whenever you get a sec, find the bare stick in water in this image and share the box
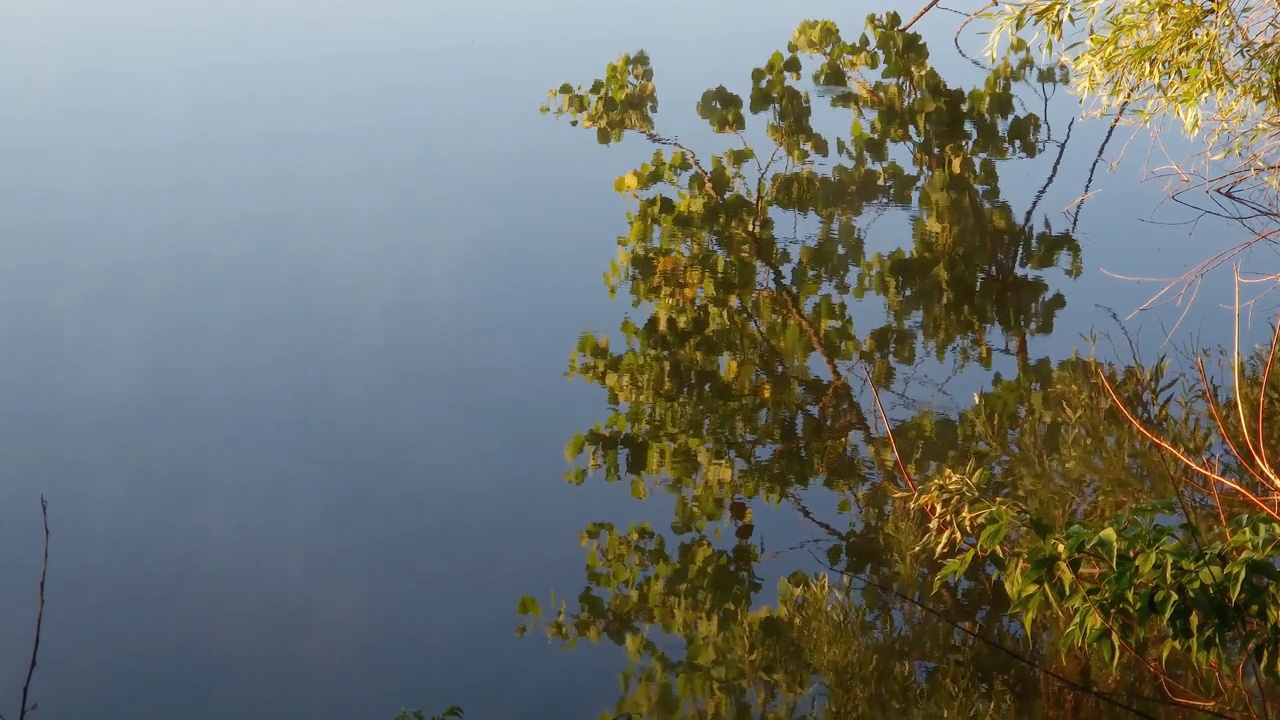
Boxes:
[18,496,48,720]
[901,0,944,31]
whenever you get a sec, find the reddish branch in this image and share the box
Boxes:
[901,0,945,32]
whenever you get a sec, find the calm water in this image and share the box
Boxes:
[0,1,1266,718]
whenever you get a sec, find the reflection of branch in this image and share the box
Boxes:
[17,496,49,720]
[787,490,850,542]
[742,205,912,494]
[954,2,997,70]
[1024,118,1074,228]
[640,131,719,199]
[764,537,831,559]
[744,184,872,437]
[1069,103,1128,233]
[751,235,843,385]
[639,130,864,432]
[740,300,818,397]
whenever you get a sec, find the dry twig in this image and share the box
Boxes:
[5,497,49,720]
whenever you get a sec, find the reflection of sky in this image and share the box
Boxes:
[0,0,1266,717]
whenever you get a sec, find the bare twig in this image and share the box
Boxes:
[901,0,945,32]
[18,496,49,720]
[1100,365,1280,522]
[863,366,917,494]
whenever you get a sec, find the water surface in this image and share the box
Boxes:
[0,1,1260,718]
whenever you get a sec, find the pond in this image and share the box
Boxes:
[0,1,1272,718]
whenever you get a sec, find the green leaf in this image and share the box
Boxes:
[566,433,587,461]
[935,552,975,591]
[517,595,542,618]
[977,521,1008,552]
[1135,550,1156,575]
[827,543,843,566]
[1095,527,1117,546]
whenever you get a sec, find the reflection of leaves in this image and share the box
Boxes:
[542,52,657,144]
[906,350,1280,714]
[516,595,541,618]
[696,86,746,133]
[898,355,1212,531]
[522,12,1158,717]
[549,9,1082,516]
[394,707,463,720]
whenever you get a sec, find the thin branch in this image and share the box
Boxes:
[863,366,917,494]
[1256,317,1280,477]
[1024,117,1074,228]
[18,496,49,720]
[1100,367,1280,522]
[901,0,945,32]
[1070,102,1129,233]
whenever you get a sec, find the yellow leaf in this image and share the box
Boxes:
[657,255,681,273]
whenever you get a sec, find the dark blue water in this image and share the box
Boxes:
[0,1,1262,718]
